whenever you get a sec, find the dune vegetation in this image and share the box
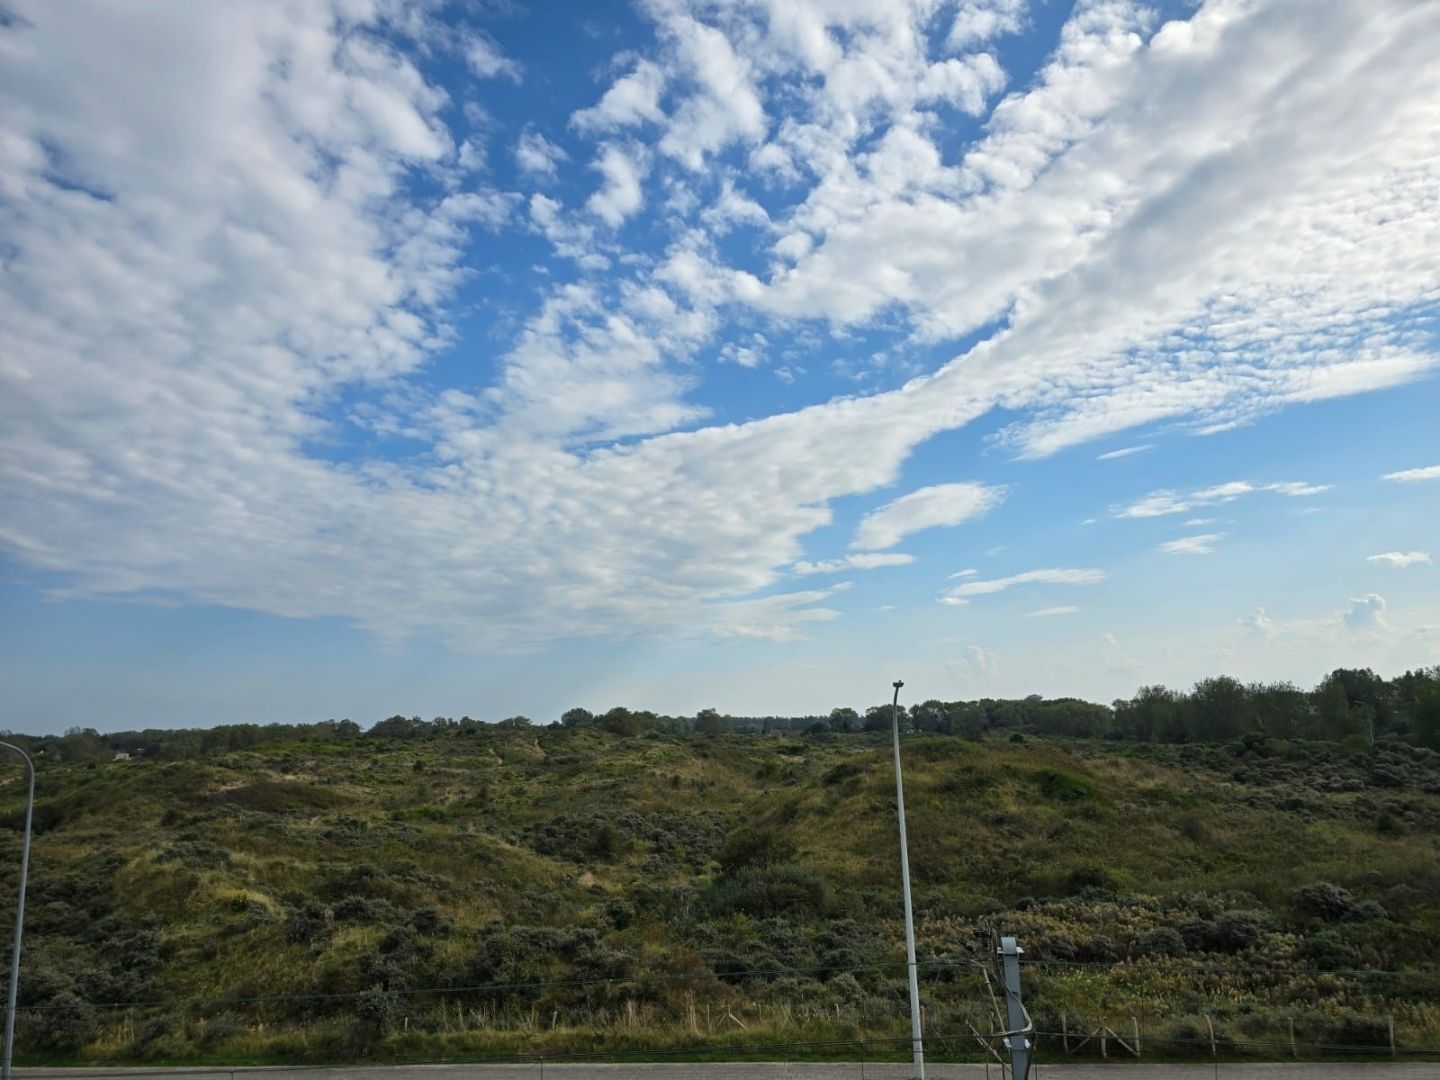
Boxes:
[3,685,1440,1064]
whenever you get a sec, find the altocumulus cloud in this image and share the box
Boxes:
[1383,465,1440,483]
[3,0,1440,650]
[1367,551,1432,568]
[851,483,1005,551]
[940,568,1105,606]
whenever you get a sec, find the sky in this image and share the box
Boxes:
[1,0,1438,734]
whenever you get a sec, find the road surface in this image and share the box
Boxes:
[16,1064,1437,1080]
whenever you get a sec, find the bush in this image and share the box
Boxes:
[1063,865,1120,895]
[1135,926,1185,957]
[715,826,796,874]
[1181,910,1270,953]
[708,863,829,919]
[600,898,636,929]
[1326,1012,1390,1047]
[1293,882,1386,923]
[1294,882,1357,921]
[409,907,451,934]
[24,990,97,1052]
[1299,929,1351,970]
[332,894,399,924]
[283,902,331,944]
[354,984,401,1033]
[1213,909,1270,952]
[1037,767,1096,801]
[196,1015,243,1050]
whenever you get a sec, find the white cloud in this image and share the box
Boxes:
[940,567,1104,604]
[851,482,1004,550]
[5,0,1440,660]
[1116,478,1327,518]
[1367,551,1432,568]
[1159,533,1223,555]
[1383,465,1440,482]
[463,34,524,83]
[655,16,768,170]
[1096,444,1153,460]
[1239,607,1275,638]
[572,59,667,134]
[586,143,650,226]
[515,130,568,179]
[793,552,914,575]
[948,643,999,683]
[1026,605,1079,617]
[948,1,1029,48]
[1342,593,1390,635]
[1264,481,1331,497]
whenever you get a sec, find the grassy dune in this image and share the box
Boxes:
[2,726,1438,1062]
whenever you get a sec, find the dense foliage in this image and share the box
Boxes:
[13,666,1437,766]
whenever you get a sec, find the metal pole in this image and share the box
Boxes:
[0,742,34,1080]
[999,937,1031,1080]
[890,680,925,1079]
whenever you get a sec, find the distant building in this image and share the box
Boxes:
[113,751,131,761]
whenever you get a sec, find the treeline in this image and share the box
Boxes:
[7,665,1438,763]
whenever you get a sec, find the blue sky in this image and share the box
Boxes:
[1,0,1437,733]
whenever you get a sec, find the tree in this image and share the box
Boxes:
[1313,673,1356,741]
[560,707,594,728]
[1413,682,1440,751]
[1250,682,1308,739]
[367,715,417,739]
[1187,676,1252,742]
[695,708,729,736]
[828,707,859,733]
[1113,685,1182,742]
[863,704,906,732]
[910,699,948,732]
[947,701,986,740]
[495,715,532,730]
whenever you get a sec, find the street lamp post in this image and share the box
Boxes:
[0,742,34,1080]
[890,680,925,1080]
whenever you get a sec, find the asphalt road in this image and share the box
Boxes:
[15,1064,1437,1080]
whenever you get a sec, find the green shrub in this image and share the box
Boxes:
[1292,882,1385,922]
[715,826,796,874]
[708,863,828,919]
[1182,910,1270,953]
[22,990,96,1052]
[1299,929,1351,970]
[1038,767,1096,801]
[353,984,401,1034]
[1135,926,1185,957]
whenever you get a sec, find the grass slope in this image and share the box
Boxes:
[2,727,1438,1063]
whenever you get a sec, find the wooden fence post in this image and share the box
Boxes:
[1205,1014,1216,1059]
[1289,1017,1297,1058]
[1133,1017,1141,1057]
[1061,1011,1069,1054]
[1389,1015,1396,1056]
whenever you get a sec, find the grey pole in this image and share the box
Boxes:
[890,680,925,1080]
[0,741,34,1080]
[999,936,1032,1080]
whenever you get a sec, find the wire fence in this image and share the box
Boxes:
[9,953,1440,1071]
[16,955,1440,1013]
[6,1027,1440,1079]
